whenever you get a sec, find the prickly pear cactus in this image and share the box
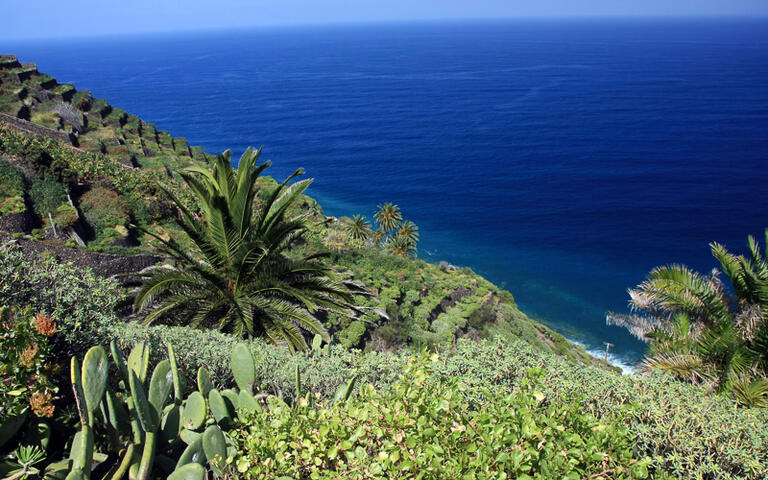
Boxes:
[208,389,232,428]
[180,391,206,430]
[197,367,213,397]
[201,425,227,464]
[231,343,255,393]
[127,342,150,384]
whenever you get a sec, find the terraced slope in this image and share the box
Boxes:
[0,54,212,172]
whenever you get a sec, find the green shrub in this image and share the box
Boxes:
[29,178,67,218]
[336,320,367,348]
[231,357,650,479]
[0,125,197,217]
[0,195,24,215]
[79,186,130,235]
[0,243,121,357]
[52,203,77,229]
[71,90,93,111]
[0,158,26,215]
[0,159,25,196]
[104,324,768,479]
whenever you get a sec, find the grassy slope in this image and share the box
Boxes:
[0,57,610,367]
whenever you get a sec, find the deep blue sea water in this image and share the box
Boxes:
[7,18,768,368]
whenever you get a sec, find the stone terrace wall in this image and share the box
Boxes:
[2,235,162,278]
[0,111,75,145]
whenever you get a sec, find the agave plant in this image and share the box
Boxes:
[373,202,402,242]
[608,230,768,407]
[133,149,362,351]
[346,214,372,244]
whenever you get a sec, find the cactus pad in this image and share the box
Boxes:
[181,391,206,430]
[231,343,255,393]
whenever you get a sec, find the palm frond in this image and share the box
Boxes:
[728,375,768,408]
[642,352,711,385]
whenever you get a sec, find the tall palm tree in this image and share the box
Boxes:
[373,202,402,242]
[132,149,361,351]
[346,214,372,244]
[608,230,768,407]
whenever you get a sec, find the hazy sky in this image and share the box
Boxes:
[5,0,768,40]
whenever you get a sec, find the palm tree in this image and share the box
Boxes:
[346,214,372,244]
[389,234,415,257]
[608,230,768,407]
[132,148,361,351]
[371,230,384,248]
[373,202,402,242]
[396,220,419,245]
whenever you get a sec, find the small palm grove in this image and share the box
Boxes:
[336,202,421,256]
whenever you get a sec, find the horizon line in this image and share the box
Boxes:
[6,13,768,42]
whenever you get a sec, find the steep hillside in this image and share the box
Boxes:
[0,54,608,366]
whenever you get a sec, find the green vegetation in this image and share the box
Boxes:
[0,307,57,450]
[373,201,402,241]
[52,203,78,230]
[610,230,768,407]
[0,158,25,215]
[2,243,768,478]
[231,357,649,479]
[29,177,67,218]
[79,186,131,237]
[370,202,421,256]
[132,149,361,349]
[346,213,372,244]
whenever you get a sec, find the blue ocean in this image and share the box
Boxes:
[7,18,768,367]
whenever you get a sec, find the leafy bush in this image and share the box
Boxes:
[51,203,77,229]
[72,318,768,479]
[0,126,196,216]
[79,186,130,234]
[29,178,67,218]
[107,325,768,479]
[0,159,27,215]
[336,320,367,348]
[0,159,24,196]
[0,195,24,215]
[231,357,650,479]
[0,243,122,357]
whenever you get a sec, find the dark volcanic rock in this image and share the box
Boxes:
[1,234,162,277]
[0,211,33,234]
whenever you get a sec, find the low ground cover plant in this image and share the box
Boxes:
[230,357,650,479]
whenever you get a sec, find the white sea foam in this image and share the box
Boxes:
[569,339,638,375]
